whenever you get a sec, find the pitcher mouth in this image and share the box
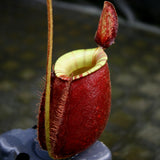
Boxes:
[54,47,108,80]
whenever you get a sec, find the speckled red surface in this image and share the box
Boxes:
[95,1,118,48]
[38,62,111,159]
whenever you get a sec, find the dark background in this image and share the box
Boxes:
[0,1,160,160]
[62,0,160,26]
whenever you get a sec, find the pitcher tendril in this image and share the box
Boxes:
[45,0,53,155]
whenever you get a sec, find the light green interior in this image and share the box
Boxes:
[54,47,108,80]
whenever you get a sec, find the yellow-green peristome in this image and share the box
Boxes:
[54,47,108,80]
